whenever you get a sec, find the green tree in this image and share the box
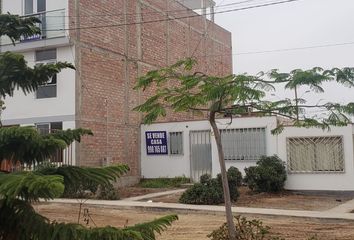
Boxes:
[134,59,354,240]
[0,14,177,239]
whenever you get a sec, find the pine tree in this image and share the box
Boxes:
[0,14,177,240]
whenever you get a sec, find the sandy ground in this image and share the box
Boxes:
[34,203,354,240]
[150,187,353,211]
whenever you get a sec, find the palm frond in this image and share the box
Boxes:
[0,172,64,201]
[37,164,130,189]
[0,127,92,165]
[0,199,175,240]
[0,52,74,98]
[125,214,178,240]
[0,14,41,44]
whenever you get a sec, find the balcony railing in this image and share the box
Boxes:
[1,9,66,46]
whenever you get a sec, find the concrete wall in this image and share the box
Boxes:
[141,116,278,178]
[278,126,354,191]
[141,118,354,191]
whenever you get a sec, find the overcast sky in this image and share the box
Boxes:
[213,0,354,110]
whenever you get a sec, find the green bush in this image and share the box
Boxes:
[96,183,119,200]
[139,176,190,188]
[244,155,287,193]
[179,167,241,205]
[62,178,119,200]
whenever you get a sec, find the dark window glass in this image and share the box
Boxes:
[36,123,49,135]
[50,122,63,132]
[36,74,57,99]
[24,0,33,15]
[36,85,57,99]
[37,0,46,12]
[35,49,56,62]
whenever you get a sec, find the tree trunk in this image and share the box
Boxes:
[209,111,237,240]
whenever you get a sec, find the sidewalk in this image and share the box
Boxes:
[49,192,354,221]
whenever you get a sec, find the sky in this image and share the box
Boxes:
[212,0,354,112]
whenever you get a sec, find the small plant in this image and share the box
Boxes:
[244,155,287,193]
[208,216,284,240]
[96,183,119,200]
[208,216,318,240]
[179,167,241,205]
[139,176,190,188]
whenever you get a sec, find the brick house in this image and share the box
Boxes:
[0,0,232,183]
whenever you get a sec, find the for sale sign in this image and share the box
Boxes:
[145,131,168,155]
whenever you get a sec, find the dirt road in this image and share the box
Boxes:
[34,203,354,240]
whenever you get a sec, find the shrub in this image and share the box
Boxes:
[139,176,190,188]
[208,216,318,240]
[62,179,119,200]
[208,216,283,240]
[96,183,119,200]
[244,155,287,193]
[179,167,241,205]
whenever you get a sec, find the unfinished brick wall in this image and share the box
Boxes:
[69,0,232,180]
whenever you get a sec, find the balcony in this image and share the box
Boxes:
[0,9,69,52]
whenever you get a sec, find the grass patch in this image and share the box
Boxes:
[139,177,190,188]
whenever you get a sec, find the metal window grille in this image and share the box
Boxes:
[221,128,266,161]
[287,136,344,173]
[169,132,183,155]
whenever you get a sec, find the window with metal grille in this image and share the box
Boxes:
[287,136,344,173]
[35,49,57,99]
[221,128,266,161]
[169,132,183,155]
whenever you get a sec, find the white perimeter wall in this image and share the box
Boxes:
[141,117,354,191]
[141,116,278,178]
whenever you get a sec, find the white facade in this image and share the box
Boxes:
[2,46,76,125]
[141,116,354,191]
[1,0,75,126]
[1,0,76,163]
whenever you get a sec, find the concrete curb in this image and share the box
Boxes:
[46,199,354,221]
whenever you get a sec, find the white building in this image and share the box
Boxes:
[1,0,76,164]
[141,116,354,191]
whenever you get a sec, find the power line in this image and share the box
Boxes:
[235,41,354,55]
[45,0,304,32]
[38,0,274,18]
[55,40,354,64]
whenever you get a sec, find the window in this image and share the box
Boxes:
[24,0,34,14]
[36,122,63,162]
[169,132,183,155]
[287,136,344,173]
[35,49,56,61]
[221,128,266,161]
[36,122,62,135]
[35,49,57,99]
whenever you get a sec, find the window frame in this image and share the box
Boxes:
[286,136,345,174]
[220,127,267,161]
[169,131,184,155]
[35,122,63,162]
[35,49,58,99]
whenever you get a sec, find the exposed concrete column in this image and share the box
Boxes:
[74,0,82,166]
[123,0,130,165]
[211,4,215,22]
[136,0,143,176]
